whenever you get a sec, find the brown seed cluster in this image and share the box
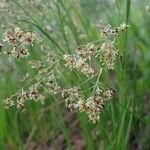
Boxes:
[2,82,44,111]
[62,87,82,111]
[16,89,28,111]
[3,84,45,111]
[78,89,113,123]
[64,54,96,77]
[64,43,97,77]
[2,65,114,123]
[76,43,97,60]
[2,27,36,58]
[100,42,118,70]
[64,40,118,73]
[101,23,129,37]
[2,23,128,123]
[64,24,129,74]
[62,87,114,124]
[61,86,114,123]
[46,75,61,94]
[3,97,14,109]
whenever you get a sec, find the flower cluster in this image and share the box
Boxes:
[47,52,56,63]
[2,68,57,111]
[64,43,97,77]
[3,84,45,111]
[78,89,113,123]
[2,65,114,123]
[16,89,28,111]
[100,42,118,69]
[46,75,61,94]
[76,44,97,60]
[101,23,129,37]
[96,23,129,69]
[3,97,14,109]
[64,54,96,77]
[2,23,128,123]
[62,87,83,111]
[64,24,129,75]
[2,27,36,58]
[62,88,114,123]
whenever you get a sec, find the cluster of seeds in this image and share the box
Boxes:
[100,42,118,69]
[78,89,113,123]
[62,87,82,111]
[96,23,129,69]
[62,87,114,123]
[3,71,56,111]
[76,44,97,59]
[64,43,97,77]
[101,23,129,37]
[3,85,45,111]
[64,23,129,74]
[2,23,128,123]
[2,66,114,123]
[1,27,36,58]
[64,54,96,77]
[45,75,61,94]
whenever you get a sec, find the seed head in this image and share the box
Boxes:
[3,97,14,109]
[101,42,118,69]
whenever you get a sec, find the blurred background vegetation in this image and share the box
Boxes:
[0,0,150,149]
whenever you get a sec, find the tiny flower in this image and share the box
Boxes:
[29,86,40,101]
[64,54,96,77]
[24,32,36,44]
[75,57,85,68]
[19,48,30,58]
[50,83,61,94]
[102,89,113,101]
[88,43,97,52]
[47,52,55,63]
[16,90,28,111]
[78,99,90,112]
[117,23,129,32]
[46,75,61,94]
[76,44,96,60]
[3,97,14,109]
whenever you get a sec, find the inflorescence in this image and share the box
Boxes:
[2,23,129,123]
[1,27,36,58]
